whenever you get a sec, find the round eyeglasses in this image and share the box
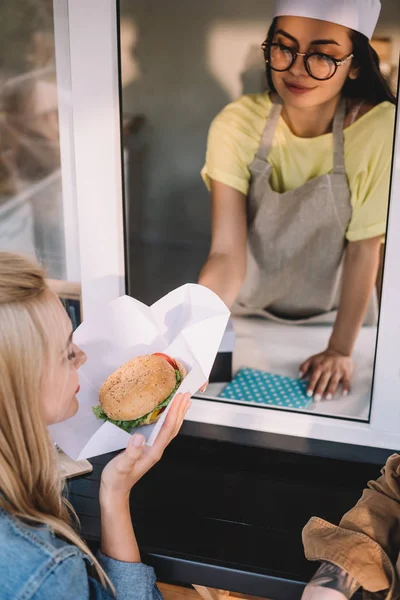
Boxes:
[262,41,354,81]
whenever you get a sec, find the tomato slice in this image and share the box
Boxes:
[152,352,178,370]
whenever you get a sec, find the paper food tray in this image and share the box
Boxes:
[49,284,230,460]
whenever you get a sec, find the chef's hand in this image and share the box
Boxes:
[299,349,354,401]
[100,393,191,499]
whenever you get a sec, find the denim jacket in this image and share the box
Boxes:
[0,507,163,599]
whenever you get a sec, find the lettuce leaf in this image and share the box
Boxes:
[92,368,183,433]
[92,405,149,432]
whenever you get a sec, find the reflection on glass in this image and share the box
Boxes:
[0,2,66,281]
[119,1,399,423]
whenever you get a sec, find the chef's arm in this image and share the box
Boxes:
[328,236,382,356]
[198,179,248,309]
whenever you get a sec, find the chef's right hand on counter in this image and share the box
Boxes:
[300,237,382,402]
[300,349,354,402]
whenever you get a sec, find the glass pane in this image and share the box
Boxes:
[0,0,81,325]
[118,1,399,424]
[0,2,56,268]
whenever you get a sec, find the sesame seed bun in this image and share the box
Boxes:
[99,354,185,421]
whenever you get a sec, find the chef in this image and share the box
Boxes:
[199,0,396,401]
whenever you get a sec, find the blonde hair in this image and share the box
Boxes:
[0,252,113,593]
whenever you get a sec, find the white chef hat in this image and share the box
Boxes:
[273,0,381,40]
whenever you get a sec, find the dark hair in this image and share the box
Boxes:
[265,18,397,105]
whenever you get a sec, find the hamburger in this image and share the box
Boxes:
[92,353,186,433]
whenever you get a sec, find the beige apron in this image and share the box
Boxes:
[234,96,377,325]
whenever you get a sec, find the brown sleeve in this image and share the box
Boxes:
[302,454,400,595]
[340,454,400,561]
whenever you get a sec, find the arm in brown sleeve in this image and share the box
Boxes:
[302,454,400,595]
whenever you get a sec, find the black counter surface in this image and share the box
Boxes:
[68,421,394,599]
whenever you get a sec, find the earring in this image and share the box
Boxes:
[348,69,359,80]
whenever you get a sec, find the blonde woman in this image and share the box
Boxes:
[0,251,191,599]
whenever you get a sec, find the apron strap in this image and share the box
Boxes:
[255,95,283,160]
[256,95,347,174]
[349,101,365,125]
[332,98,347,175]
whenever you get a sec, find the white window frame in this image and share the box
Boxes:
[55,0,400,451]
[54,0,125,310]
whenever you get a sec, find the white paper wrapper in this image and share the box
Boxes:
[49,284,230,459]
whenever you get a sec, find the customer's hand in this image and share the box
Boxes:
[302,587,348,600]
[299,349,354,401]
[100,393,191,500]
[199,381,209,393]
[302,562,360,600]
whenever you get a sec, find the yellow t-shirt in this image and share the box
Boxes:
[201,93,396,242]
